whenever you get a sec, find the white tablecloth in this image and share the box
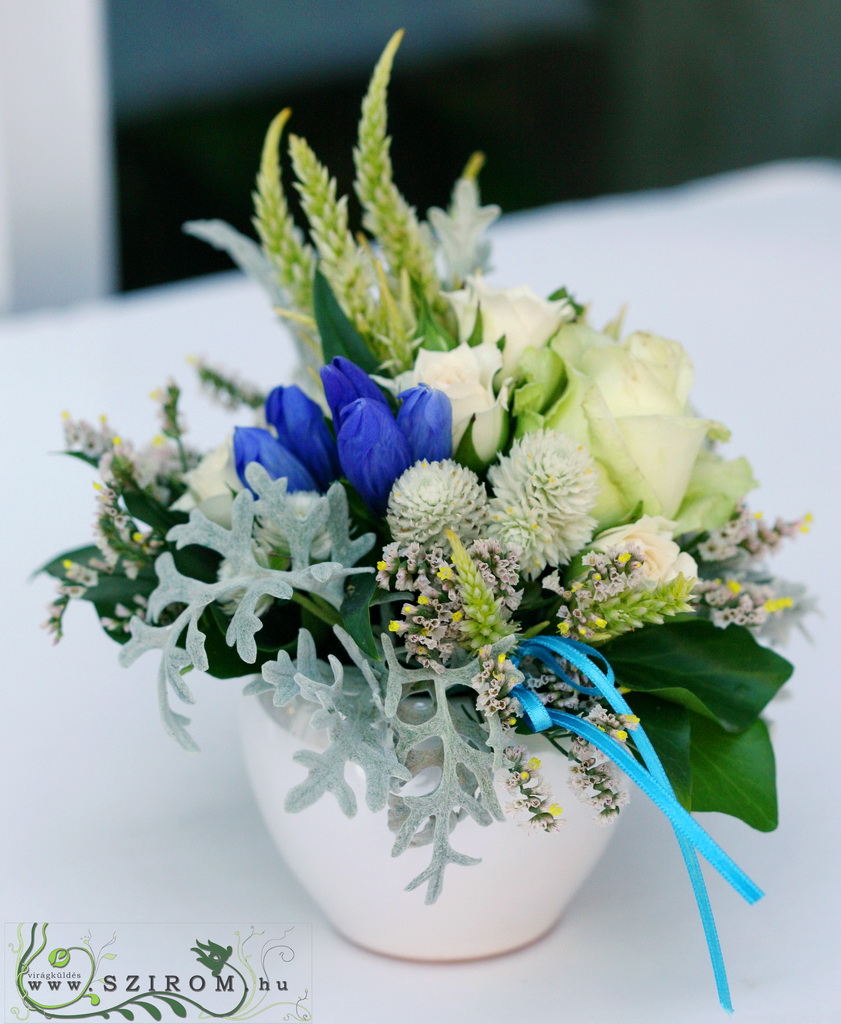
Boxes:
[2,161,839,1023]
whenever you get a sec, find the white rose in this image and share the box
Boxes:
[394,344,507,461]
[591,514,697,585]
[171,440,241,527]
[446,276,574,375]
[546,324,723,528]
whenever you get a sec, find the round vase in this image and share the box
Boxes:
[240,690,617,961]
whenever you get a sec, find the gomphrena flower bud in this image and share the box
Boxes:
[488,429,599,578]
[387,459,488,546]
[265,384,339,491]
[233,426,316,494]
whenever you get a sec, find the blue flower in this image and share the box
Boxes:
[321,356,390,431]
[396,384,452,463]
[336,399,412,515]
[265,384,339,491]
[233,426,317,493]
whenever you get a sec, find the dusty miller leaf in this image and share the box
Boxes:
[121,468,374,749]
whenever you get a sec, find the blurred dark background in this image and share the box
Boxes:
[106,0,841,292]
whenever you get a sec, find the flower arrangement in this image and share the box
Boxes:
[43,33,812,1009]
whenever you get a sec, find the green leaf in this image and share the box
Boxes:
[132,1001,162,1021]
[603,619,793,732]
[340,571,380,660]
[38,545,158,604]
[115,1009,134,1021]
[547,285,584,318]
[199,606,293,678]
[157,996,188,1018]
[415,284,457,352]
[59,449,100,467]
[37,545,103,581]
[689,715,778,831]
[123,489,188,534]
[625,693,692,809]
[453,415,489,474]
[171,544,221,584]
[102,953,117,960]
[313,267,378,372]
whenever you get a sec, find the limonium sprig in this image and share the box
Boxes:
[545,548,696,643]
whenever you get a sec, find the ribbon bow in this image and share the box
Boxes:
[510,634,763,1013]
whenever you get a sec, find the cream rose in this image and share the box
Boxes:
[545,324,726,529]
[394,344,508,461]
[171,440,242,527]
[591,515,698,585]
[446,277,574,375]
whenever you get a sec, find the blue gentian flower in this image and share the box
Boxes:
[396,384,452,463]
[233,426,317,493]
[321,356,389,431]
[265,384,340,491]
[336,399,412,515]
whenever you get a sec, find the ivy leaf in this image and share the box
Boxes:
[313,267,379,373]
[340,571,380,660]
[625,693,692,809]
[603,620,793,732]
[689,714,778,831]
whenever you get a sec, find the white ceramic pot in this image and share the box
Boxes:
[240,690,617,961]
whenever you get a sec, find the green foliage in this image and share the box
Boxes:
[339,571,380,660]
[625,693,778,831]
[312,268,379,373]
[604,619,792,732]
[548,285,584,318]
[611,620,789,830]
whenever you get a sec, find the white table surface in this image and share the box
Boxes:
[2,160,839,1023]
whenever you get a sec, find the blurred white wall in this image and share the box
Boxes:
[0,0,116,314]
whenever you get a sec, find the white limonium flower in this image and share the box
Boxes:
[488,429,600,578]
[446,276,575,375]
[387,459,489,547]
[393,344,507,461]
[590,515,697,585]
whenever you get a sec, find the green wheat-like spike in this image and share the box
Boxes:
[353,30,443,315]
[584,575,697,644]
[252,109,316,313]
[288,132,380,342]
[447,530,514,651]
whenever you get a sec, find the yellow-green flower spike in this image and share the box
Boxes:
[445,529,514,651]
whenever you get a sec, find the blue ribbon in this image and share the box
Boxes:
[510,635,764,1013]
